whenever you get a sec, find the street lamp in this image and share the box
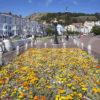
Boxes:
[65,6,69,41]
[52,18,59,44]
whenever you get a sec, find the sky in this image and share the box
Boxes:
[0,0,100,16]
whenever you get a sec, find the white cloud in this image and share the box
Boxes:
[46,0,53,6]
[73,1,78,5]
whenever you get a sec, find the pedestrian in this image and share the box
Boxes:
[65,34,69,41]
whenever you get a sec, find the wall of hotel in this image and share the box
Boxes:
[21,18,29,36]
[0,13,43,38]
[12,16,22,36]
[0,14,24,37]
[0,14,13,37]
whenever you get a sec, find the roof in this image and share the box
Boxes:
[0,12,22,18]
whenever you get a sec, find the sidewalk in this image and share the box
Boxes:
[79,35,100,60]
[34,36,100,61]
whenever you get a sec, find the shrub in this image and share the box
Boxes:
[91,26,100,35]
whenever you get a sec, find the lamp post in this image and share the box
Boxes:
[65,6,69,41]
[53,18,59,44]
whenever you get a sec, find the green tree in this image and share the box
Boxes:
[67,31,80,35]
[91,26,100,35]
[45,27,55,36]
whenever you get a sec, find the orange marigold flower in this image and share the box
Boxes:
[41,96,46,100]
[96,66,100,68]
[23,81,28,87]
[24,87,29,91]
[34,96,39,100]
[58,89,65,94]
[19,92,26,97]
[29,91,33,95]
[66,95,73,100]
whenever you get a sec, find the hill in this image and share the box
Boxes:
[26,13,47,21]
[27,12,100,25]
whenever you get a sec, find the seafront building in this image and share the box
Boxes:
[0,12,44,38]
[65,21,100,34]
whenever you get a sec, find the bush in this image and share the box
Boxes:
[67,31,80,35]
[91,26,100,35]
[45,27,55,36]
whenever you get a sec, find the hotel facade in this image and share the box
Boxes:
[0,12,43,38]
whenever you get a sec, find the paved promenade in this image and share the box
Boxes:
[1,35,100,66]
[34,36,100,61]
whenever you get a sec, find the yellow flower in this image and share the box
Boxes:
[71,86,76,91]
[58,89,65,94]
[60,96,66,100]
[30,77,37,84]
[55,95,60,100]
[78,93,82,98]
[92,87,100,93]
[46,85,52,89]
[82,87,87,91]
[29,95,33,99]
[1,90,7,97]
[67,83,72,88]
[66,95,73,100]
[0,78,3,84]
[0,48,98,99]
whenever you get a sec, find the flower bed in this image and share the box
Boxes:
[0,48,100,100]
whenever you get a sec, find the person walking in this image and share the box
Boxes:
[65,33,69,41]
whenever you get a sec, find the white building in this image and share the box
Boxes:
[65,23,83,33]
[12,15,22,36]
[66,21,100,34]
[0,13,12,37]
[66,25,76,32]
[84,21,100,33]
[0,12,48,38]
[0,12,23,37]
[95,21,100,26]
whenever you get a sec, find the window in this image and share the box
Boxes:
[9,26,11,30]
[4,26,7,29]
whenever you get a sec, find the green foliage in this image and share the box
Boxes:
[28,12,100,27]
[72,16,97,23]
[95,13,100,20]
[37,12,99,25]
[66,31,80,35]
[91,26,100,35]
[45,27,55,36]
[12,35,21,40]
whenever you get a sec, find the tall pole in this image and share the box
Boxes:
[65,6,69,41]
[53,18,59,44]
[65,6,68,25]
